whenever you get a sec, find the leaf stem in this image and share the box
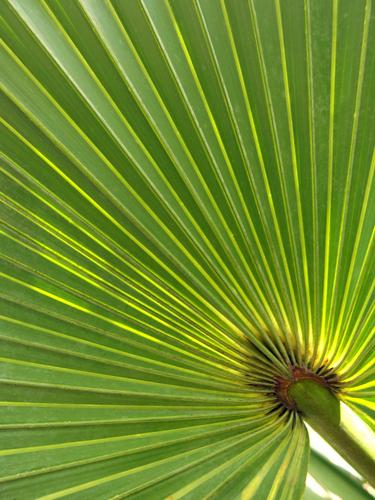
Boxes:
[290,380,375,486]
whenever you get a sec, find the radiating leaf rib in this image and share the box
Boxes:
[1,0,374,498]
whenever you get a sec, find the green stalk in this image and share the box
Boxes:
[290,380,375,486]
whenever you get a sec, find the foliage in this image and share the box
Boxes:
[0,0,374,498]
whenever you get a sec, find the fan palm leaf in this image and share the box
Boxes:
[0,0,374,498]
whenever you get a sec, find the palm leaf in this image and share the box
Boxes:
[0,0,374,498]
[306,432,373,500]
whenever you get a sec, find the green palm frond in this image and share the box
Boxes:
[0,0,374,498]
[307,444,372,500]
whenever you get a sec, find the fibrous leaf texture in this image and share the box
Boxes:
[0,0,374,499]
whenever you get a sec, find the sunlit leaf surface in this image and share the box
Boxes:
[0,0,374,498]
